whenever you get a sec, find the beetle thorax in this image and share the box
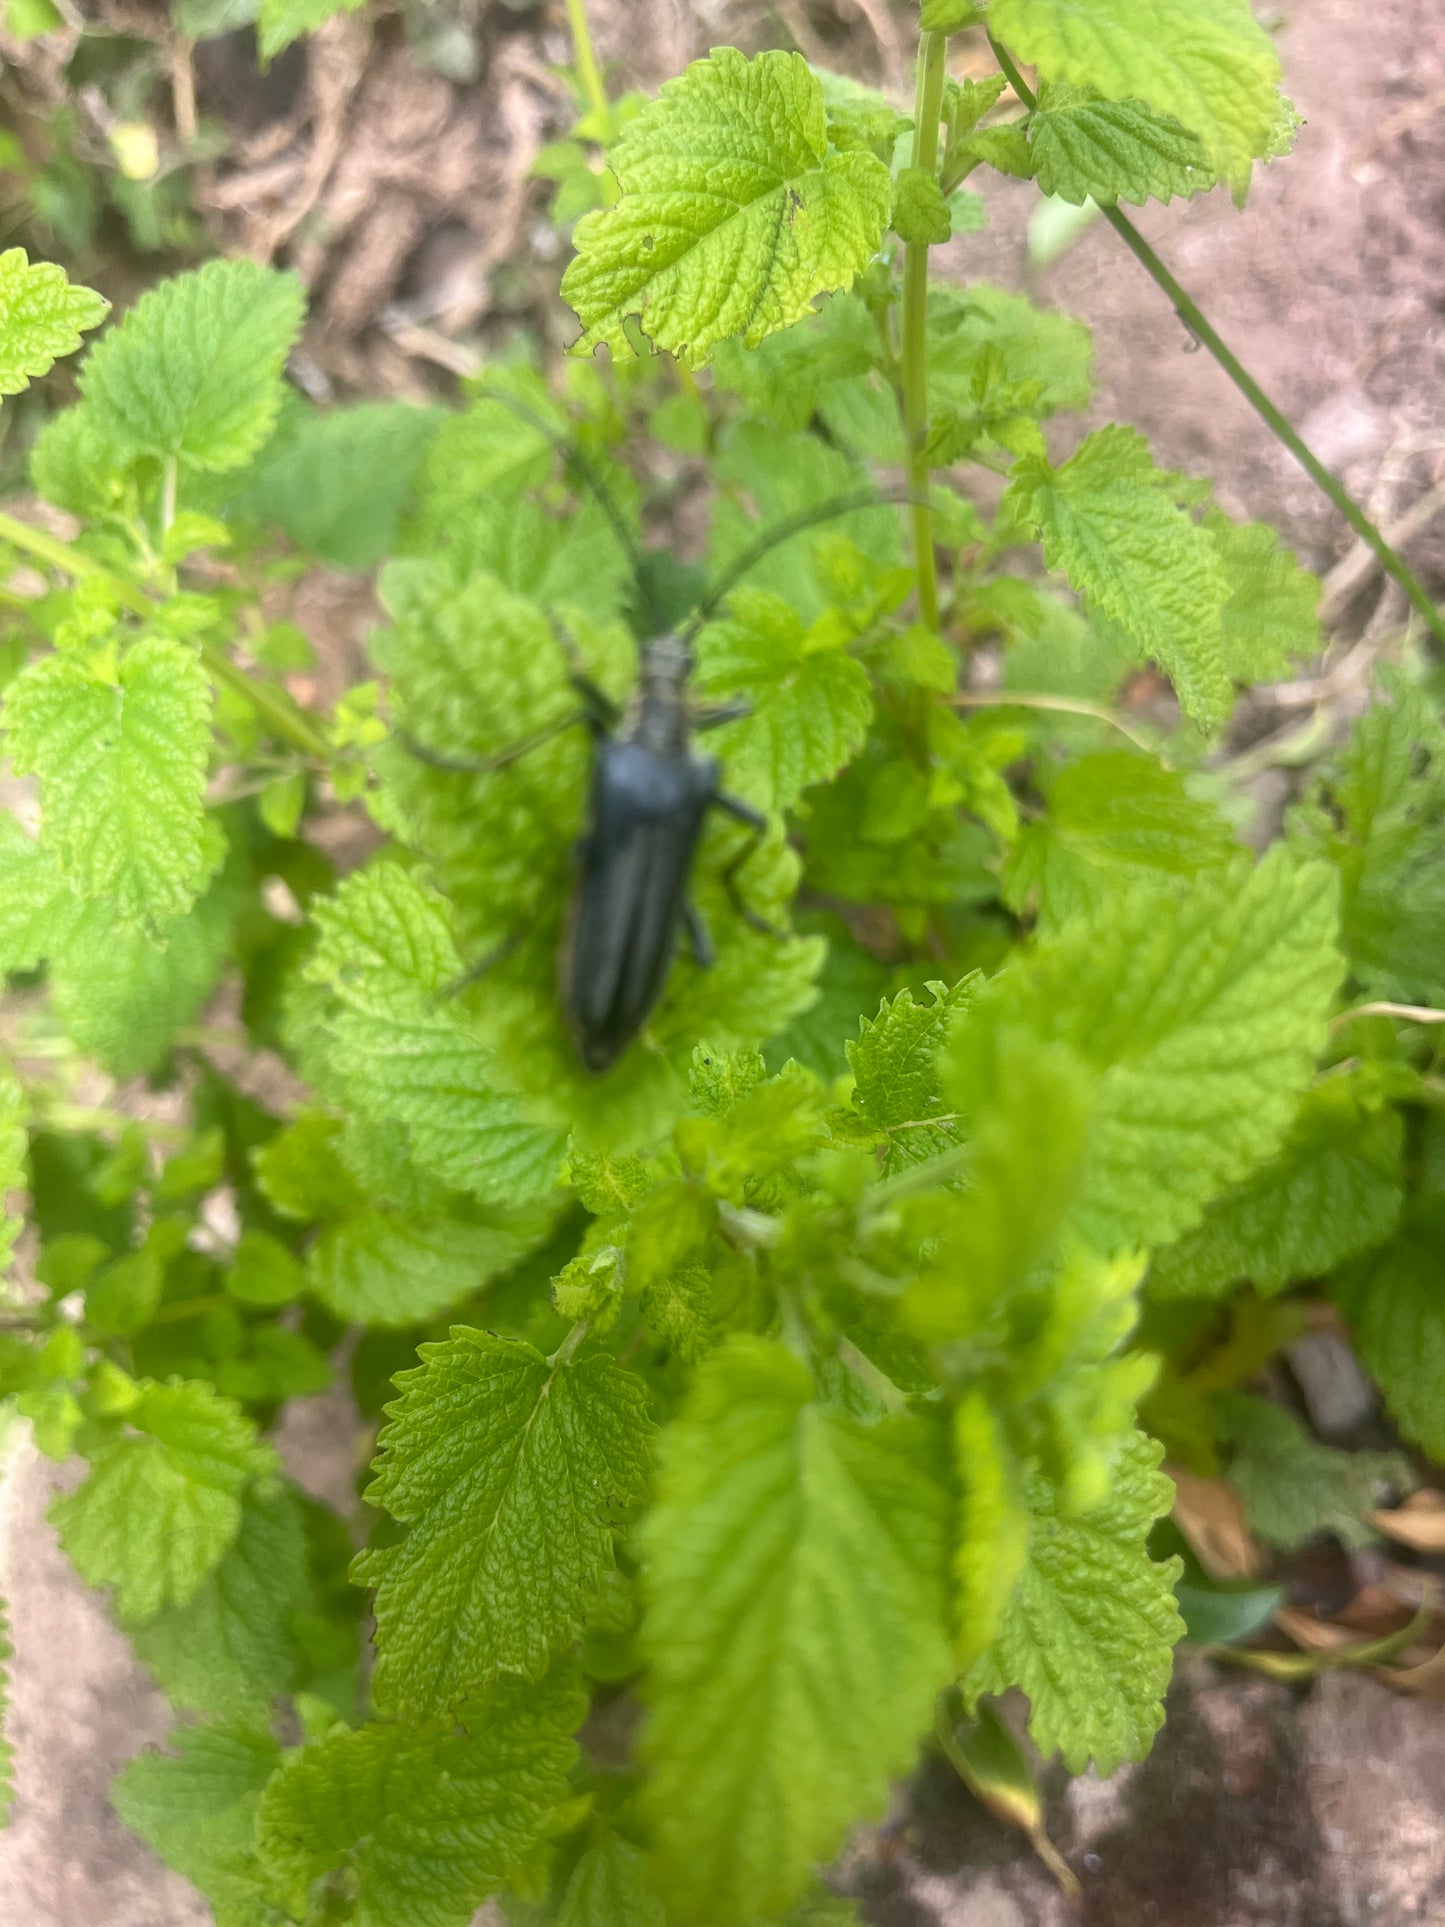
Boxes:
[625,631,693,755]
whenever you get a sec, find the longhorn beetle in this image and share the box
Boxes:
[403,392,924,1073]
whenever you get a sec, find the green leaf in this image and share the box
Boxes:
[1005,426,1232,729]
[306,865,565,1206]
[556,1830,666,1927]
[1207,510,1321,683]
[893,166,952,244]
[1296,676,1445,1006]
[0,247,107,398]
[255,1667,585,1927]
[1148,1077,1404,1299]
[79,258,305,473]
[51,1380,275,1622]
[356,1329,652,1716]
[708,421,902,627]
[129,1487,308,1717]
[226,1229,303,1309]
[1028,82,1216,207]
[4,635,215,935]
[957,848,1342,1254]
[930,284,1094,421]
[953,1388,1030,1671]
[847,978,979,1174]
[1216,1393,1413,1549]
[257,0,364,57]
[240,402,442,570]
[1004,751,1238,932]
[308,1209,547,1326]
[640,1337,949,1923]
[908,1030,1095,1345]
[113,1721,283,1927]
[50,861,239,1076]
[989,0,1286,196]
[251,1111,365,1223]
[563,49,893,366]
[1333,1200,1445,1463]
[693,587,874,812]
[962,1428,1183,1775]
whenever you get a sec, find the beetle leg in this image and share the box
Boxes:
[681,899,715,968]
[569,672,621,736]
[711,792,781,937]
[550,616,623,734]
[400,714,583,775]
[692,698,752,731]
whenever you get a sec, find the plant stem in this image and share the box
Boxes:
[564,0,609,127]
[160,455,178,538]
[949,689,1160,753]
[986,32,1445,651]
[200,641,333,763]
[0,510,334,763]
[0,510,152,618]
[901,28,948,632]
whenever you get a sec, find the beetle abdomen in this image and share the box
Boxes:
[563,739,717,1071]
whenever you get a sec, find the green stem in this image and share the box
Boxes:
[0,511,152,617]
[0,511,334,763]
[200,641,333,763]
[901,28,948,632]
[564,0,610,127]
[987,32,1445,650]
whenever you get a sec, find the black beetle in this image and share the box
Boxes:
[403,395,918,1073]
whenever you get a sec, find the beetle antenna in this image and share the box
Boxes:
[680,483,935,645]
[472,385,664,635]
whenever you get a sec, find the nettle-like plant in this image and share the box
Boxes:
[0,2,1443,1922]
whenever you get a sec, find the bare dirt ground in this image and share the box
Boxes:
[1,1,1444,1923]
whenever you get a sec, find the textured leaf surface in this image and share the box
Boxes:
[113,1721,282,1927]
[640,1337,949,1923]
[962,849,1341,1254]
[357,1329,652,1716]
[4,636,214,933]
[256,1669,585,1927]
[1333,1201,1445,1463]
[693,587,873,812]
[307,865,565,1205]
[52,1380,275,1622]
[1149,1079,1403,1299]
[1298,677,1445,1006]
[241,401,441,569]
[563,49,892,366]
[0,248,107,397]
[307,1210,546,1325]
[51,868,237,1076]
[1006,427,1231,729]
[1217,1394,1412,1549]
[0,819,234,1075]
[962,1429,1183,1774]
[556,1830,666,1927]
[1003,752,1238,932]
[1029,83,1215,206]
[128,1488,308,1717]
[847,979,978,1174]
[1208,511,1320,682]
[80,258,304,472]
[989,0,1285,191]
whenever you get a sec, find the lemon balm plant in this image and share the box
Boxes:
[0,1,1442,1921]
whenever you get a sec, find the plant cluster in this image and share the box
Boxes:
[0,1,1441,1923]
